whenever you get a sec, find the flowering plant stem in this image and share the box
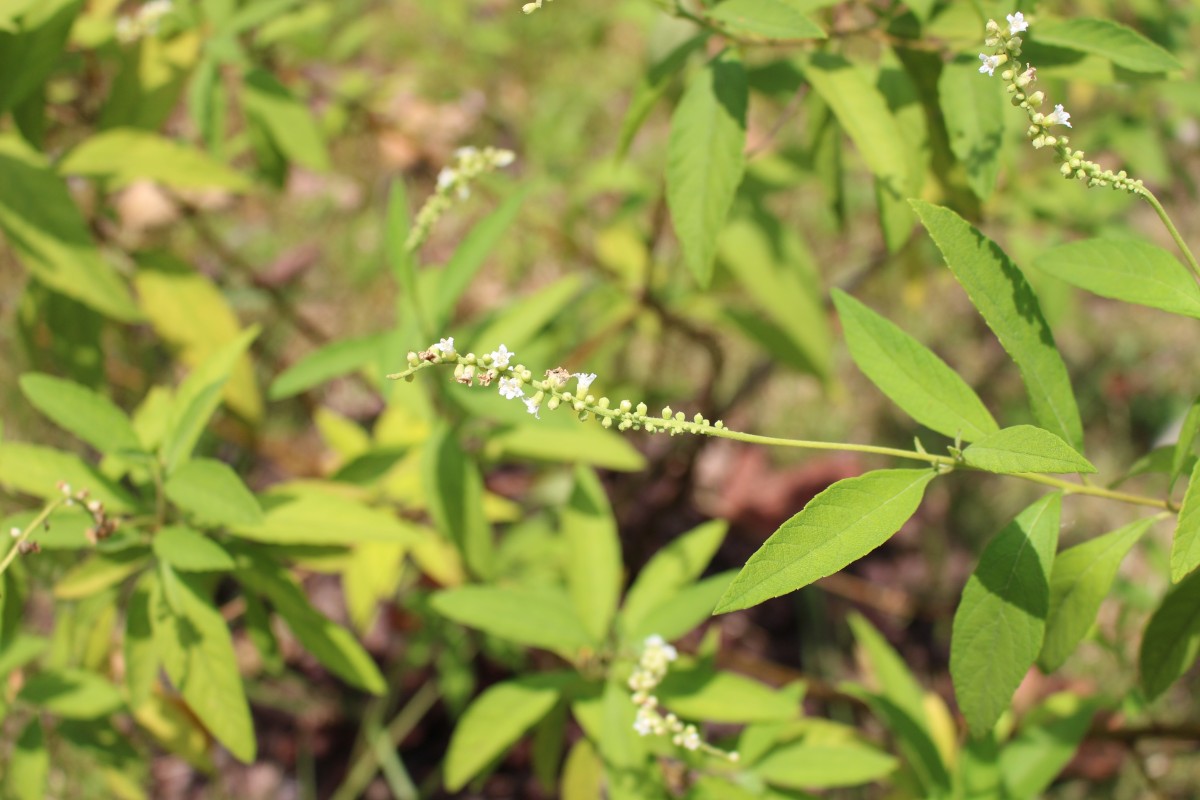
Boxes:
[1142,189,1200,281]
[0,495,67,580]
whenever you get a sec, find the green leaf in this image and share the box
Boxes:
[1172,398,1200,488]
[161,327,259,473]
[1033,239,1200,319]
[237,551,386,694]
[704,0,826,40]
[18,668,123,719]
[667,48,747,287]
[616,33,706,160]
[0,442,137,512]
[431,585,593,655]
[1033,17,1182,74]
[716,469,937,613]
[847,613,929,736]
[18,373,142,455]
[561,737,604,800]
[0,0,79,116]
[469,274,585,355]
[164,458,264,527]
[484,425,647,472]
[833,290,998,441]
[153,526,236,573]
[241,68,329,171]
[563,466,622,643]
[999,694,1099,798]
[658,664,798,723]
[756,741,898,789]
[1040,518,1152,672]
[5,718,49,800]
[151,567,256,762]
[912,201,1083,452]
[58,129,251,191]
[938,58,1005,200]
[1172,460,1200,583]
[124,575,157,709]
[423,425,494,579]
[1139,568,1200,701]
[231,484,416,545]
[622,520,727,635]
[385,179,417,308]
[54,548,151,600]
[951,494,1060,738]
[433,191,526,330]
[268,334,386,400]
[0,135,140,321]
[626,572,735,642]
[444,674,567,791]
[962,425,1097,475]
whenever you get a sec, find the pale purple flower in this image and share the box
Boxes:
[979,53,1002,76]
[1006,12,1028,34]
[1046,104,1072,128]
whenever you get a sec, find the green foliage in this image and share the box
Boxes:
[961,425,1097,475]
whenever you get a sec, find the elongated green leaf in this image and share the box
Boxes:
[54,548,150,600]
[561,737,604,800]
[1139,569,1200,700]
[848,613,928,737]
[470,274,584,355]
[627,572,734,642]
[232,484,416,545]
[238,553,385,694]
[716,469,937,613]
[0,135,140,321]
[1034,18,1182,74]
[658,664,798,723]
[423,425,494,579]
[705,0,826,39]
[1033,239,1200,319]
[18,373,142,455]
[162,327,259,473]
[912,201,1083,452]
[938,58,1005,200]
[445,674,567,791]
[667,48,747,287]
[563,466,621,643]
[484,425,646,472]
[431,585,593,654]
[0,442,136,512]
[5,718,48,800]
[0,0,79,116]
[151,568,256,762]
[268,333,385,400]
[18,668,123,718]
[1172,398,1200,488]
[833,290,997,441]
[124,575,157,709]
[999,694,1098,798]
[385,179,417,307]
[1040,519,1152,671]
[1171,461,1200,583]
[756,741,898,789]
[617,33,706,159]
[164,458,263,527]
[963,425,1096,475]
[153,526,236,573]
[59,129,251,191]
[433,191,525,329]
[951,494,1060,737]
[622,520,726,635]
[241,68,329,171]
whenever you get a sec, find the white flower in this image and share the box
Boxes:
[453,146,478,161]
[9,527,20,538]
[524,396,541,418]
[498,376,524,400]
[436,167,457,191]
[1006,12,1028,34]
[978,53,1002,76]
[1046,104,1072,128]
[489,344,513,369]
[633,708,656,736]
[431,337,455,355]
[492,149,516,167]
[677,725,701,751]
[574,372,597,393]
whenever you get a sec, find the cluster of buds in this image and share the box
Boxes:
[980,12,1145,195]
[115,0,174,44]
[55,482,119,545]
[406,146,517,252]
[392,339,728,437]
[628,635,738,761]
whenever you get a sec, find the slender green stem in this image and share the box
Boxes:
[1142,189,1200,280]
[704,428,954,466]
[0,496,67,579]
[1013,473,1172,510]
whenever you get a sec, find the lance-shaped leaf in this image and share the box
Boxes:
[431,585,593,655]
[422,424,494,579]
[939,58,1006,201]
[833,289,998,442]
[621,520,726,635]
[667,48,747,287]
[1172,398,1200,488]
[912,201,1083,452]
[164,458,263,527]
[999,694,1099,798]
[951,494,1060,738]
[1040,518,1153,672]
[562,466,622,643]
[1033,17,1182,74]
[1139,569,1200,701]
[1171,461,1200,583]
[715,469,937,613]
[58,129,252,191]
[18,373,142,455]
[704,0,826,40]
[962,426,1096,475]
[755,741,898,789]
[1033,239,1200,320]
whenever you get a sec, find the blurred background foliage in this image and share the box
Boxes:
[0,0,1199,797]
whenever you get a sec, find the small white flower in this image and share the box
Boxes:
[524,397,541,418]
[1006,12,1028,34]
[574,372,597,393]
[633,708,656,736]
[436,168,457,191]
[431,337,455,355]
[457,185,471,201]
[978,53,1002,76]
[1046,103,1072,128]
[492,149,516,167]
[10,527,20,538]
[453,146,479,161]
[489,344,513,369]
[498,376,524,400]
